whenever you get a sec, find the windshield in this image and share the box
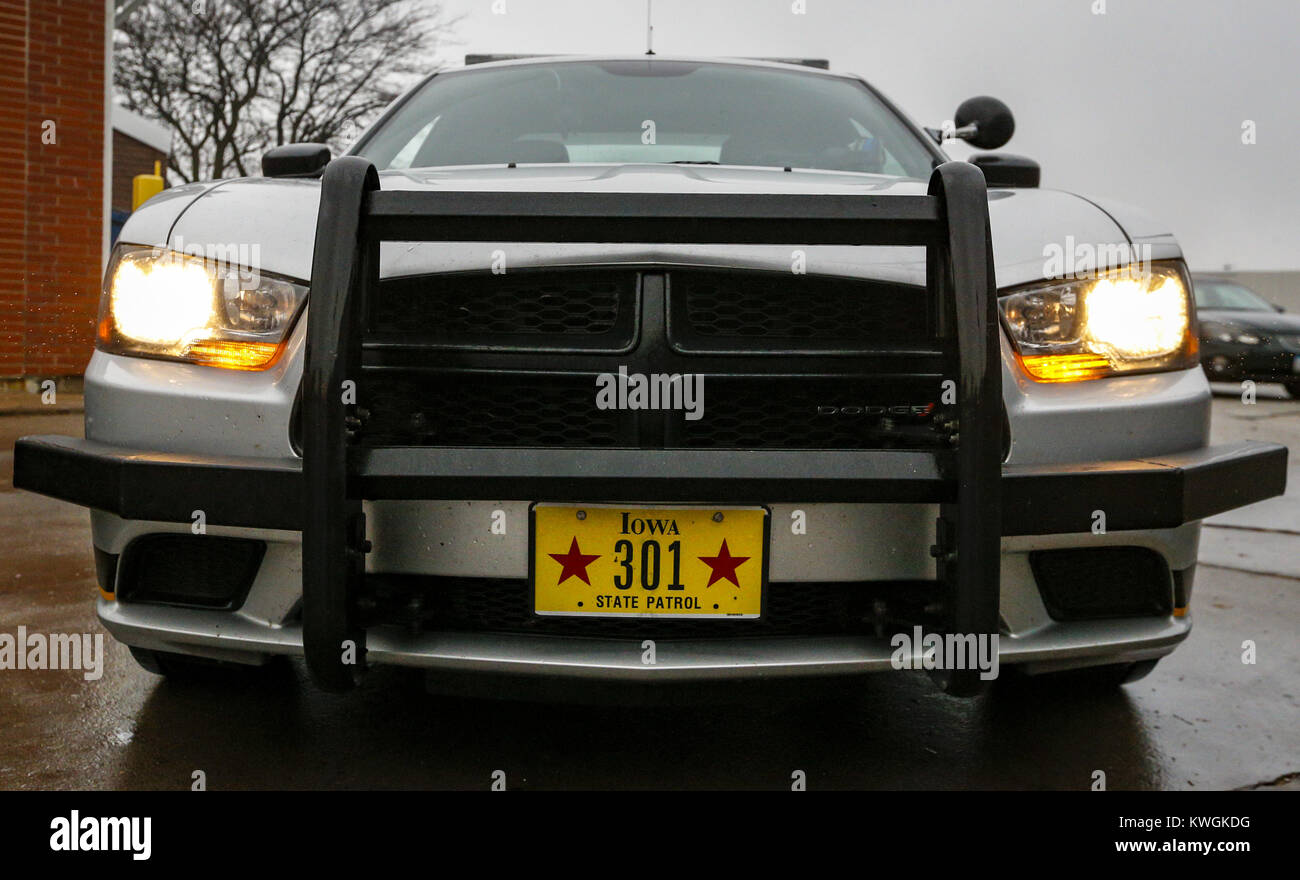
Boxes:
[1194,280,1275,311]
[357,60,938,178]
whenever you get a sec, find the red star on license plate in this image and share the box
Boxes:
[697,539,751,588]
[548,537,601,585]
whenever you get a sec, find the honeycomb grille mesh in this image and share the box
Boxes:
[359,373,622,447]
[369,270,634,345]
[674,270,931,347]
[673,380,938,449]
[350,269,943,449]
[357,375,940,449]
[423,578,879,639]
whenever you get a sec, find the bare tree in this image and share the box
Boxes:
[114,0,458,182]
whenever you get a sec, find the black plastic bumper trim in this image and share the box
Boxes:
[1001,442,1289,535]
[93,546,118,596]
[13,435,303,531]
[366,190,942,246]
[13,434,1286,536]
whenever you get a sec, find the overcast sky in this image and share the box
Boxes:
[433,0,1300,271]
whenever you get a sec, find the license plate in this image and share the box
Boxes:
[532,504,767,618]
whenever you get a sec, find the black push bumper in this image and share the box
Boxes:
[16,160,1289,696]
[14,434,1287,539]
[296,159,1007,694]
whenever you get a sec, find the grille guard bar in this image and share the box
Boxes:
[14,436,1287,535]
[298,158,1002,694]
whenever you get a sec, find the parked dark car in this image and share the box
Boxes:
[1194,275,1300,398]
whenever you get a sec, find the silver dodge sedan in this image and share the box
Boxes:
[15,56,1288,696]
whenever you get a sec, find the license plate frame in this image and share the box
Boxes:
[529,502,770,620]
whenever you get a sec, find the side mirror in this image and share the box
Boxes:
[262,143,331,179]
[953,96,1015,150]
[972,153,1040,188]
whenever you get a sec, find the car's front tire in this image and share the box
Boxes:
[1000,658,1159,692]
[1284,380,1300,399]
[1074,659,1159,686]
[129,646,276,682]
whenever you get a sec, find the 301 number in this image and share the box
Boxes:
[613,539,685,590]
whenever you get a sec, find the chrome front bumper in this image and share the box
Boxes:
[98,597,1191,680]
[13,434,1284,683]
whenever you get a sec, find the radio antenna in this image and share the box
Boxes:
[646,0,655,55]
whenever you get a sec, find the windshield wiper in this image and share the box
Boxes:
[667,160,721,165]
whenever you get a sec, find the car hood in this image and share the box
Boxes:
[137,163,1151,289]
[1198,308,1300,335]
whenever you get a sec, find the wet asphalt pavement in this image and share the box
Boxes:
[0,390,1297,791]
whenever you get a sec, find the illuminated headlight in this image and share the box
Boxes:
[999,262,1198,382]
[97,245,307,370]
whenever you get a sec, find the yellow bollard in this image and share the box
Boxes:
[132,160,165,210]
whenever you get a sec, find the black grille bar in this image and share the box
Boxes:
[366,190,941,246]
[16,434,1287,535]
[303,158,1000,695]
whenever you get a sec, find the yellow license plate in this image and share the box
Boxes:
[533,504,767,618]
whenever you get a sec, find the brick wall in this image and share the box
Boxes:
[0,0,106,378]
[0,1,28,376]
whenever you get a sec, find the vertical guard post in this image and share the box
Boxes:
[928,161,1002,697]
[303,157,379,691]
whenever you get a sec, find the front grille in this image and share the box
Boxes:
[367,269,637,351]
[356,373,943,449]
[670,269,932,352]
[373,576,937,639]
[359,372,624,447]
[346,267,953,452]
[672,378,940,449]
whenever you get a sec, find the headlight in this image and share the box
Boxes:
[1200,322,1264,346]
[1199,321,1235,343]
[999,262,1197,382]
[97,245,307,370]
